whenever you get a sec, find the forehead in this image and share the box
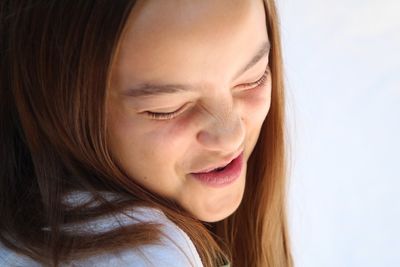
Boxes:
[112,0,268,87]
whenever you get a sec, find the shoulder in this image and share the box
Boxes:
[1,192,204,267]
[67,205,203,267]
[0,242,42,267]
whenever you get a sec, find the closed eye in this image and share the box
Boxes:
[236,66,270,90]
[145,66,270,121]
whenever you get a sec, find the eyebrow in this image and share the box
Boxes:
[123,40,271,98]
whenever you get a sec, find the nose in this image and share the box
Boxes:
[196,109,245,154]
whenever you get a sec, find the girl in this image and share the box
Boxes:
[0,0,293,266]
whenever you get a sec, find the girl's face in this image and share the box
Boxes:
[107,0,271,222]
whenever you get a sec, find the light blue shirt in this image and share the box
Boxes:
[1,191,203,267]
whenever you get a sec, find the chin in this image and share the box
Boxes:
[197,194,243,223]
[184,164,247,223]
[198,205,239,223]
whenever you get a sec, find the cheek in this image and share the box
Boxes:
[240,84,271,155]
[241,83,272,124]
[144,111,195,151]
[107,103,194,171]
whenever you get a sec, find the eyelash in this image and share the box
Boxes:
[146,67,270,120]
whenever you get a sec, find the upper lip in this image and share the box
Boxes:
[191,148,244,174]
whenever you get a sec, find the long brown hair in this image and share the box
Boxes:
[0,0,293,266]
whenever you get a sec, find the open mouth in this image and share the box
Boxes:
[212,163,230,172]
[190,151,244,188]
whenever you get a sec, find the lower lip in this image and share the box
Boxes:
[190,152,243,188]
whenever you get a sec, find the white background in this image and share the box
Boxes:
[279,0,400,266]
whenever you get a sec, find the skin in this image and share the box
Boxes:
[107,0,271,222]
